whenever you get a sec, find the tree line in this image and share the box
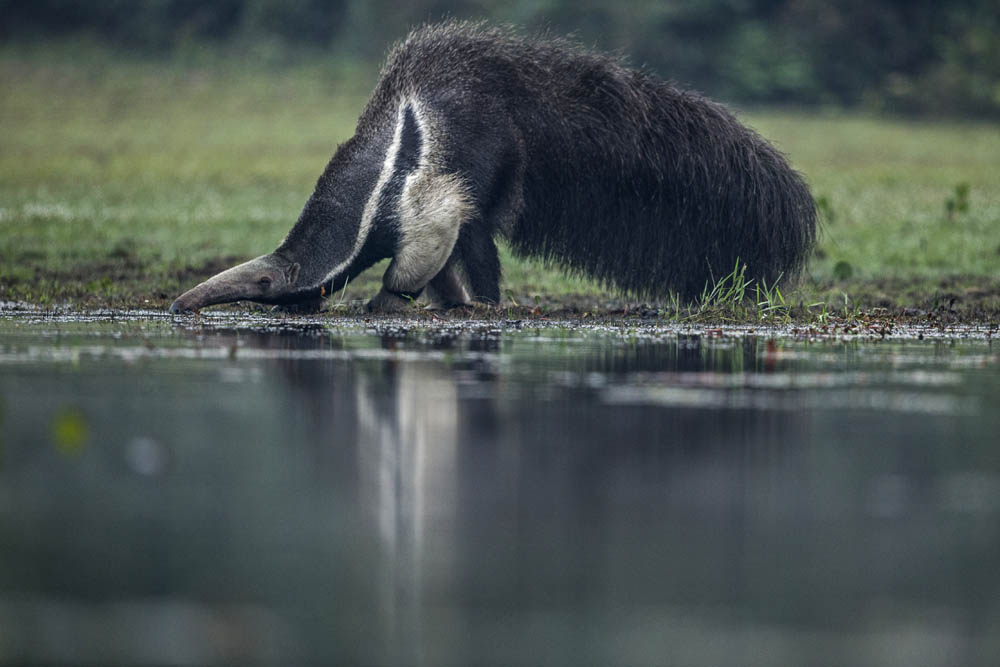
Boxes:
[2,0,997,117]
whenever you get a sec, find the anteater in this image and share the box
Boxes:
[169,22,816,314]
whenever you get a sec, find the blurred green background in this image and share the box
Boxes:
[3,0,998,117]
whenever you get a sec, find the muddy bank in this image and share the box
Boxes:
[1,302,996,342]
[3,256,999,325]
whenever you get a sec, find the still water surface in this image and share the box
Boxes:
[0,313,998,666]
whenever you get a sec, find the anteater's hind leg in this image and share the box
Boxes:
[446,108,523,307]
[367,172,473,313]
[455,226,501,304]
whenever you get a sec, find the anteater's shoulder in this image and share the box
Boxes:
[390,21,576,65]
[363,21,640,121]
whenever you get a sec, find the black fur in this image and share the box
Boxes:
[282,21,817,304]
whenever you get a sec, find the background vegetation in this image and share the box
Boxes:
[2,0,999,117]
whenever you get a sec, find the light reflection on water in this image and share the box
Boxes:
[0,315,998,666]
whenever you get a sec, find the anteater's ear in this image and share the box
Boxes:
[285,262,300,285]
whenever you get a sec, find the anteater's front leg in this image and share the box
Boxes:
[367,172,473,313]
[368,235,458,312]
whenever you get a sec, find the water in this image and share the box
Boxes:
[1,313,998,666]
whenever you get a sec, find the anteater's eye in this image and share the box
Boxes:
[258,276,272,288]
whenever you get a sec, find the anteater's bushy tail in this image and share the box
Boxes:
[493,32,817,301]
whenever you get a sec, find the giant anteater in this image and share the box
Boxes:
[170,21,816,314]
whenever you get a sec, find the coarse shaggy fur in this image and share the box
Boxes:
[342,21,817,302]
[172,21,818,315]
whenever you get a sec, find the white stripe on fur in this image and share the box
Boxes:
[321,103,408,284]
[382,100,474,294]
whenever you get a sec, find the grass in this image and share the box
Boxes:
[1,45,999,321]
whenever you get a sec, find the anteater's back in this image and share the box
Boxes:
[361,22,816,301]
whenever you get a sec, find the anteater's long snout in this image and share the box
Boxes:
[168,280,219,315]
[167,264,252,315]
[167,255,299,314]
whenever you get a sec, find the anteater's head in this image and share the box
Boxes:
[168,253,303,314]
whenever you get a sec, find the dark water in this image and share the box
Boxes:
[1,313,998,666]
